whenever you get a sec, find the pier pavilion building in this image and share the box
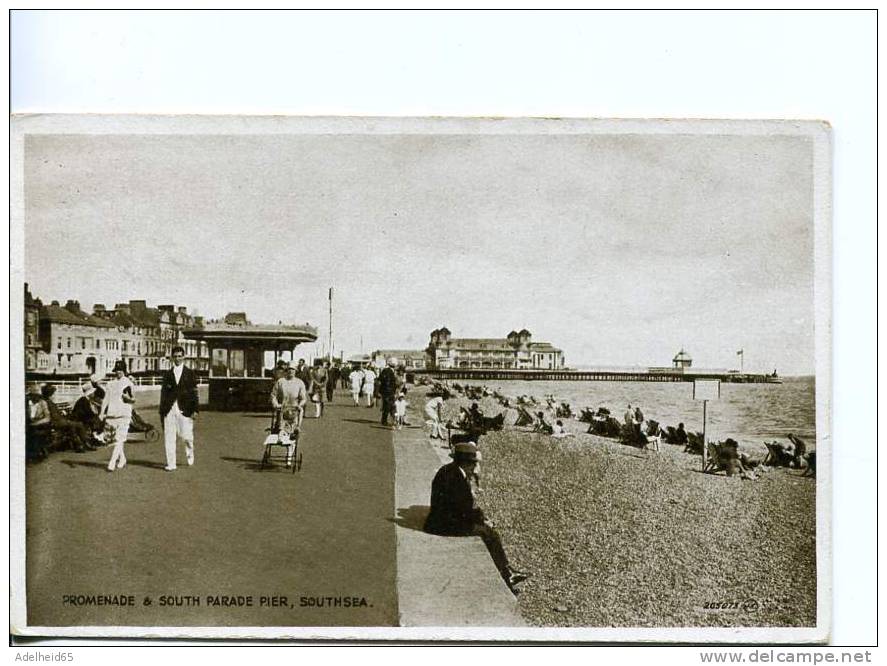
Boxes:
[425,328,564,371]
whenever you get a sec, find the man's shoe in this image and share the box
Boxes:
[164,466,176,472]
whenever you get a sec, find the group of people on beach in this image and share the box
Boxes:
[420,379,815,479]
[26,346,199,473]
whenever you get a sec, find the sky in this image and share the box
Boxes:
[24,131,815,374]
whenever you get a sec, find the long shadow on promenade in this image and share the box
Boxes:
[24,392,398,628]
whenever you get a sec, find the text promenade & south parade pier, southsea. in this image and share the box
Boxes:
[61,594,371,609]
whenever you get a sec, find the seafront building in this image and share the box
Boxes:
[371,349,428,370]
[425,327,565,370]
[23,284,209,378]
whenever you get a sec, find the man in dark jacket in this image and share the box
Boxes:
[423,441,529,594]
[70,382,105,447]
[326,362,340,403]
[378,357,398,426]
[159,346,200,471]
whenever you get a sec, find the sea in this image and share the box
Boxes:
[479,376,817,451]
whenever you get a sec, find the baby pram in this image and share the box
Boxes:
[261,407,302,473]
[128,408,159,442]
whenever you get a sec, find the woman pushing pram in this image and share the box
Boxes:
[267,363,308,468]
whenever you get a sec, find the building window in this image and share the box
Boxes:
[212,349,229,376]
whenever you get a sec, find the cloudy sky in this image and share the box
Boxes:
[24,130,815,374]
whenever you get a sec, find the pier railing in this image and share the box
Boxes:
[415,368,778,384]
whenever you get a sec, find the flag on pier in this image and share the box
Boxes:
[329,287,333,300]
[737,349,743,355]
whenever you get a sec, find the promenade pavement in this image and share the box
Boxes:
[25,390,398,628]
[22,386,524,630]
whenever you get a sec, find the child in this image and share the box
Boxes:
[551,419,574,439]
[279,407,301,467]
[394,392,408,430]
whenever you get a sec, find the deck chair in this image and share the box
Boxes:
[704,442,725,473]
[803,450,816,477]
[514,406,535,427]
[578,408,596,424]
[620,422,646,447]
[642,420,662,452]
[534,413,554,435]
[685,432,704,455]
[556,403,574,419]
[763,441,793,467]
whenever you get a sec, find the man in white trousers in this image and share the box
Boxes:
[159,346,200,471]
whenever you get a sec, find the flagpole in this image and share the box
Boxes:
[328,287,333,362]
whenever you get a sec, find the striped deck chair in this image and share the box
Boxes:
[514,406,535,427]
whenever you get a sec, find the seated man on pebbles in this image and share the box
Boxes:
[424,441,530,595]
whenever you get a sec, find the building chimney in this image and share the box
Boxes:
[129,300,147,312]
[158,305,175,313]
[64,299,81,314]
[178,306,187,314]
[51,300,60,307]
[93,304,106,313]
[115,303,131,314]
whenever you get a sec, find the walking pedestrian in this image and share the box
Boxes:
[310,361,328,418]
[362,365,377,408]
[425,392,447,440]
[379,357,398,426]
[159,346,200,472]
[271,362,307,432]
[295,359,313,395]
[100,360,136,471]
[349,364,364,406]
[326,362,339,403]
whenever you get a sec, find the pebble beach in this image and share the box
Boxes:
[430,389,817,628]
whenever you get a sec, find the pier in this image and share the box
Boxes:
[415,369,780,383]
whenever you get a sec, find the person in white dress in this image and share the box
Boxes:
[425,393,447,440]
[394,392,408,430]
[349,365,364,406]
[99,360,135,472]
[362,366,377,408]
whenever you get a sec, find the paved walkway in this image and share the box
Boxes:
[25,393,398,627]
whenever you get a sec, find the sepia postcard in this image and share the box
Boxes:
[9,115,831,643]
